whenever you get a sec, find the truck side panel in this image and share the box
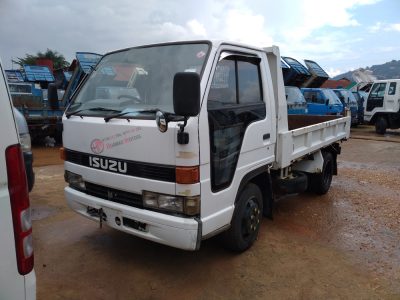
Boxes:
[275,115,350,168]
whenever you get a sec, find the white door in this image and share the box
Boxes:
[385,81,398,112]
[199,47,275,236]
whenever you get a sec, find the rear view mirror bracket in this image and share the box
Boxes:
[177,118,189,145]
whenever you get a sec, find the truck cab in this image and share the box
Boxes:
[364,79,400,134]
[62,41,350,252]
[301,88,343,115]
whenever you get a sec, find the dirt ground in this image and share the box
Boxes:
[30,125,400,299]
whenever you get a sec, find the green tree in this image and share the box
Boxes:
[13,49,69,69]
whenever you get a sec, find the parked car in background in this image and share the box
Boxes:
[0,59,36,299]
[285,86,307,114]
[13,108,35,191]
[333,89,359,125]
[352,91,365,125]
[301,88,343,115]
[364,79,400,134]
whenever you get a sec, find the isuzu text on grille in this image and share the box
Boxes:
[89,156,127,174]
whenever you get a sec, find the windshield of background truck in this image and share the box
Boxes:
[336,90,357,106]
[346,90,358,106]
[285,86,306,104]
[323,89,342,105]
[66,43,209,117]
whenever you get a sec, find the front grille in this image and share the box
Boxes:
[85,182,143,209]
[65,149,176,182]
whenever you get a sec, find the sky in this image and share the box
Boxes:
[0,0,399,77]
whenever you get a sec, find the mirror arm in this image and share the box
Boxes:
[177,117,189,145]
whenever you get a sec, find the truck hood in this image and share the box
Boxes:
[63,117,177,166]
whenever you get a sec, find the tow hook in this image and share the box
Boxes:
[86,206,107,228]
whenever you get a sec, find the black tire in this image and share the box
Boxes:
[309,152,334,195]
[222,183,263,252]
[375,116,387,135]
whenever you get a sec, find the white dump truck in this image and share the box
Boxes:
[62,41,350,252]
[364,79,400,134]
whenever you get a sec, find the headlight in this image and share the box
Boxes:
[64,171,86,190]
[143,191,200,216]
[19,133,32,152]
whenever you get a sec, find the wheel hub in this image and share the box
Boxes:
[242,198,260,238]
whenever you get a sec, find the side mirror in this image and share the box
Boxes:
[48,83,59,110]
[326,99,329,105]
[173,72,200,117]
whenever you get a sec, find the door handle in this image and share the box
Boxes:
[263,133,270,140]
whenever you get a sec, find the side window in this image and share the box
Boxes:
[208,59,236,105]
[316,91,325,104]
[370,83,387,98]
[388,82,396,95]
[208,55,262,106]
[305,91,320,103]
[237,60,262,104]
[303,91,313,102]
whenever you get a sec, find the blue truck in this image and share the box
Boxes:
[333,89,359,126]
[6,52,102,143]
[6,66,62,142]
[301,88,343,115]
[282,57,333,116]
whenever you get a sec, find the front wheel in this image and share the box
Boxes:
[308,152,334,195]
[222,183,263,252]
[375,116,387,135]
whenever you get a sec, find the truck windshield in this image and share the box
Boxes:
[67,43,209,118]
[285,86,306,104]
[323,89,342,105]
[346,90,358,106]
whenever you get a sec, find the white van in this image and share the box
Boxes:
[0,60,36,299]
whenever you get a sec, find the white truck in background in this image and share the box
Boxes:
[62,41,350,252]
[364,79,400,134]
[0,60,36,299]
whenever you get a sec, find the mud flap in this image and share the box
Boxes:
[263,173,274,220]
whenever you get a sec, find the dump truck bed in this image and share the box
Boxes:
[275,114,351,169]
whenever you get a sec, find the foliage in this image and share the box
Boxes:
[12,49,69,69]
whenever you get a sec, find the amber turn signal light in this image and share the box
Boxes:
[176,166,199,184]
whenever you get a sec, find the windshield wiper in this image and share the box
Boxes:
[66,107,121,119]
[104,109,159,122]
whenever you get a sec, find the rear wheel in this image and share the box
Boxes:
[308,152,334,195]
[222,183,263,252]
[375,116,387,135]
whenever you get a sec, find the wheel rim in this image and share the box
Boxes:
[241,197,261,241]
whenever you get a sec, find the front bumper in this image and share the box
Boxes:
[65,187,200,250]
